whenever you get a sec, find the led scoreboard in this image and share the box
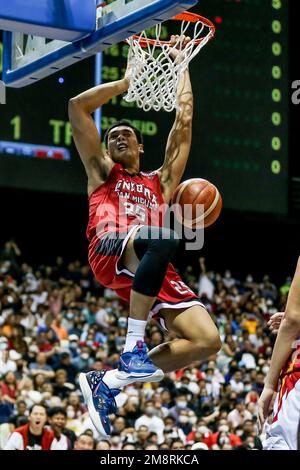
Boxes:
[0,0,289,213]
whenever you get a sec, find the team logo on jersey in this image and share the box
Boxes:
[114,179,158,209]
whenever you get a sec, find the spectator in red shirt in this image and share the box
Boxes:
[4,404,56,450]
[0,371,18,404]
[210,419,242,449]
[187,423,214,448]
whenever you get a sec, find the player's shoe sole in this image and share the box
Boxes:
[115,368,164,382]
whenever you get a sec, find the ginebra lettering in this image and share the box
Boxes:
[115,179,158,207]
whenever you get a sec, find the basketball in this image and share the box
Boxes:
[172,178,222,229]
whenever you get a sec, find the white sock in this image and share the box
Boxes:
[123,318,147,353]
[102,369,136,390]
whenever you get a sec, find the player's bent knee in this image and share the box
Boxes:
[160,227,180,242]
[208,333,222,354]
[192,331,221,358]
[158,229,180,255]
[134,226,179,261]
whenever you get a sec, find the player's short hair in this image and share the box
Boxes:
[47,406,67,418]
[103,120,143,147]
[77,432,94,442]
[29,404,48,415]
[16,400,27,406]
[97,439,111,448]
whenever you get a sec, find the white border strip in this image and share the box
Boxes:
[150,299,205,316]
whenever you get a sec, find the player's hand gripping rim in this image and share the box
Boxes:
[267,311,285,334]
[124,46,135,83]
[168,34,192,61]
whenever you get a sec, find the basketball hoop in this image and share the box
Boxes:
[124,12,215,112]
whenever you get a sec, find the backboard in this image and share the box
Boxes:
[2,0,198,88]
[0,1,96,42]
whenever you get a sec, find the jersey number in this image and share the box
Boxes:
[123,202,146,222]
[170,280,194,295]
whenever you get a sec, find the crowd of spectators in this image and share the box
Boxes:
[0,239,292,450]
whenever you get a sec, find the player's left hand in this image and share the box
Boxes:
[124,46,135,82]
[257,386,277,434]
[169,35,191,60]
[267,311,284,334]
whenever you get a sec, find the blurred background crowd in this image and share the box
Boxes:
[0,239,291,450]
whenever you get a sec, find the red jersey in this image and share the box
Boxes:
[86,162,203,322]
[86,163,165,243]
[272,339,300,424]
[280,338,300,378]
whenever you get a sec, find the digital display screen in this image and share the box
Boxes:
[192,0,289,214]
[0,49,95,193]
[0,0,289,213]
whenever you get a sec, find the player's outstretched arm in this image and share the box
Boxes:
[258,256,300,433]
[68,68,131,194]
[158,36,193,203]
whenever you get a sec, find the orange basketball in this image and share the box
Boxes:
[171,178,222,229]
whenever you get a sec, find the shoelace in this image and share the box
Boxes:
[135,341,153,365]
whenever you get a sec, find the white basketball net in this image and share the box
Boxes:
[124,17,214,112]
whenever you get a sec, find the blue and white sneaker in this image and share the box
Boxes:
[79,370,120,437]
[116,340,164,382]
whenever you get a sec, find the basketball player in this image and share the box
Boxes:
[257,257,300,450]
[68,37,221,437]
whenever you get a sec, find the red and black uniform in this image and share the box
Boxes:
[87,163,203,329]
